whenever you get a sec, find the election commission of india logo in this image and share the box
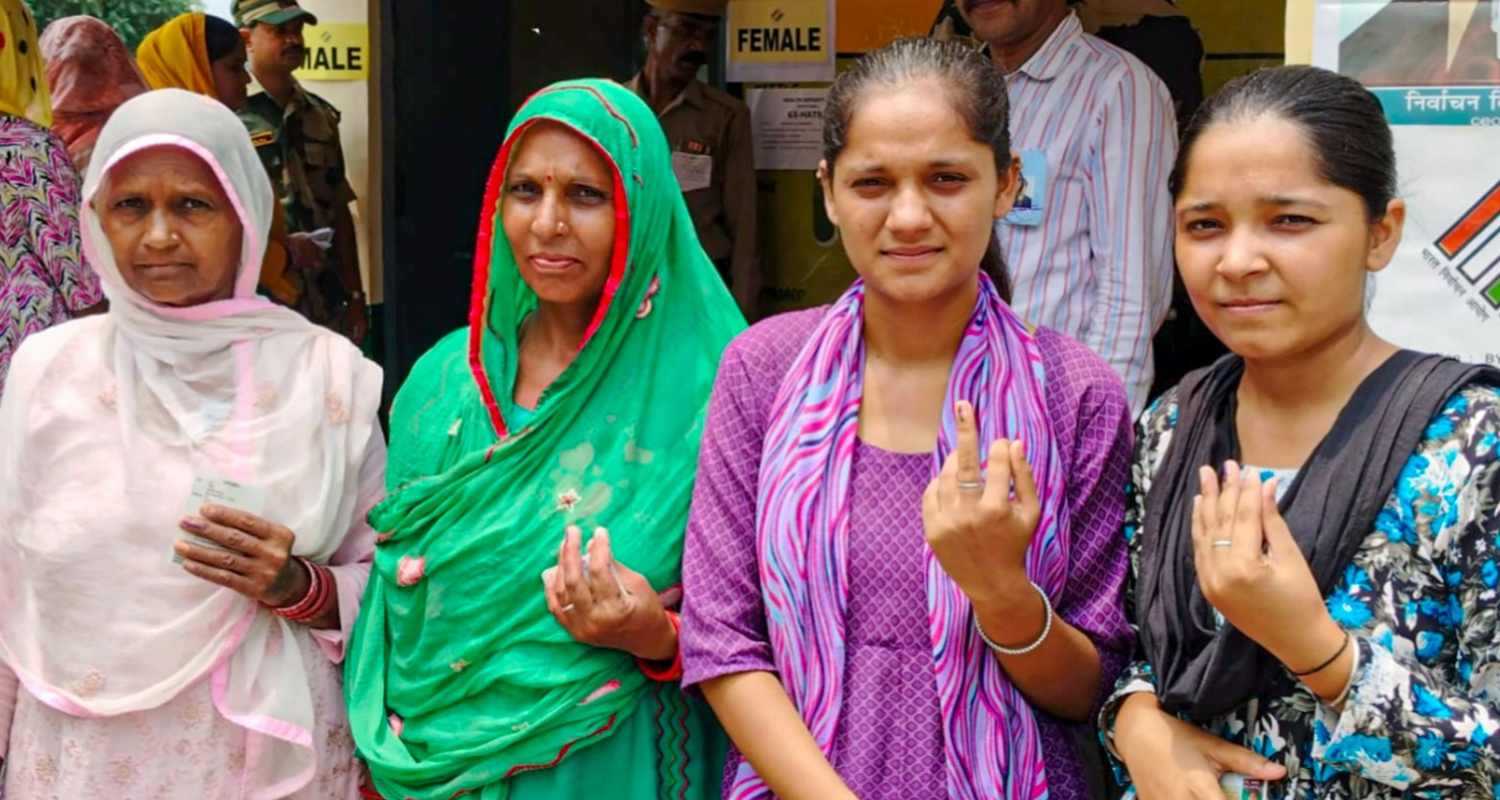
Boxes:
[1429,181,1500,313]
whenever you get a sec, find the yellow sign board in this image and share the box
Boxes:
[727,1,835,82]
[1283,0,1315,64]
[295,23,369,82]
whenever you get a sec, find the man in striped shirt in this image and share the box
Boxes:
[959,0,1177,416]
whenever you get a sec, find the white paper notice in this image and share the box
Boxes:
[747,87,829,171]
[671,151,713,193]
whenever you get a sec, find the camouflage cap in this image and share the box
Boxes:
[234,0,319,28]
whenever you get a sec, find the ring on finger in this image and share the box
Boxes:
[957,480,985,492]
[1211,539,1234,549]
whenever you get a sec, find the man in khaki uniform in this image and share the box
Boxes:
[236,0,368,342]
[628,0,759,318]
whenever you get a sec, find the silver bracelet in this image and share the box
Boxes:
[974,580,1053,656]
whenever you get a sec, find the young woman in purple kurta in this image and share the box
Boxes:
[679,39,1135,800]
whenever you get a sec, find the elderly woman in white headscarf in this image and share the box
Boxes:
[0,88,384,799]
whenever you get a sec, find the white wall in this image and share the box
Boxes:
[219,0,378,302]
[295,0,376,302]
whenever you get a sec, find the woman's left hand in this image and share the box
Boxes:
[1192,462,1342,670]
[922,401,1041,609]
[544,526,676,661]
[176,505,310,608]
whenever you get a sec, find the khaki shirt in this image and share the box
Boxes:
[628,76,758,313]
[239,81,357,237]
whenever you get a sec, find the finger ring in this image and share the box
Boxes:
[560,603,576,613]
[957,480,985,492]
[1211,539,1234,549]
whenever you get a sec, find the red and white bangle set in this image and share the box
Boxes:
[268,557,336,623]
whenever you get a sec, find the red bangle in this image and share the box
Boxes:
[270,558,335,623]
[297,562,335,621]
[271,558,322,617]
[635,610,684,682]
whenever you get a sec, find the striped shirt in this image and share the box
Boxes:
[995,12,1176,416]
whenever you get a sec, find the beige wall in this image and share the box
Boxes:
[294,0,381,303]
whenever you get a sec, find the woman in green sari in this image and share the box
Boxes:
[345,79,742,800]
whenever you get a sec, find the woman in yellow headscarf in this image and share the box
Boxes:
[0,0,103,401]
[136,12,311,310]
[138,12,249,108]
[0,0,49,126]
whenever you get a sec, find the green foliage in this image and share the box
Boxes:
[27,0,203,50]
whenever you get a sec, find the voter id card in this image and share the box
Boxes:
[1220,774,1271,800]
[172,473,266,564]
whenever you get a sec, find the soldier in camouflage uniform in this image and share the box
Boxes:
[235,0,368,342]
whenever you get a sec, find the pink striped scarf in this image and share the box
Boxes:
[733,275,1070,799]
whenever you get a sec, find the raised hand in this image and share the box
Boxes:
[543,525,676,661]
[1192,461,1346,678]
[921,400,1040,608]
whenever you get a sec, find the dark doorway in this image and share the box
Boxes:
[378,0,647,404]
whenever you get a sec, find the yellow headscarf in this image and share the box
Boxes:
[136,11,300,307]
[136,12,216,97]
[0,0,52,127]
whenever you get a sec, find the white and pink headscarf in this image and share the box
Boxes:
[0,89,381,797]
[734,274,1070,799]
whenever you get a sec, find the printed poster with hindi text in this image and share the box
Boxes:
[1312,0,1500,366]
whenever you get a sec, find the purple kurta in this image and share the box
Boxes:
[681,307,1134,799]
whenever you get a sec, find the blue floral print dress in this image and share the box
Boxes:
[1103,383,1500,799]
